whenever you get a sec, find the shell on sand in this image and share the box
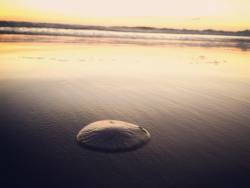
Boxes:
[76,120,150,152]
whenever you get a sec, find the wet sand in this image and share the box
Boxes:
[1,35,250,187]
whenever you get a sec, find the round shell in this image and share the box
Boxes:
[76,120,150,152]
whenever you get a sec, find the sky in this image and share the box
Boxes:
[0,0,250,31]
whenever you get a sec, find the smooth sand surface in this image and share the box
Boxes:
[1,36,250,188]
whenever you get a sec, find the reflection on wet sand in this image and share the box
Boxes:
[1,34,250,188]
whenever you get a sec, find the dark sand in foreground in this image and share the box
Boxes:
[1,35,250,187]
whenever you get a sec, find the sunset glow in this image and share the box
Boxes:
[1,0,250,30]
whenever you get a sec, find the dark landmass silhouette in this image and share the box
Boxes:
[0,20,250,37]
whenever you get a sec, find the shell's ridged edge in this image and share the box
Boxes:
[76,123,151,153]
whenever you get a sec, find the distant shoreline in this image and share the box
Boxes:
[1,20,250,37]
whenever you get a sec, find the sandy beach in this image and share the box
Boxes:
[1,34,250,187]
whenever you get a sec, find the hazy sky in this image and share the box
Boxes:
[1,0,250,30]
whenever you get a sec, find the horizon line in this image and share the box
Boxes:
[0,20,250,37]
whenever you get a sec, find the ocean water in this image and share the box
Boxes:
[1,32,250,188]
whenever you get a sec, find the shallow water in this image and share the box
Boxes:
[1,34,250,187]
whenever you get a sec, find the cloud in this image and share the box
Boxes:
[191,17,202,21]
